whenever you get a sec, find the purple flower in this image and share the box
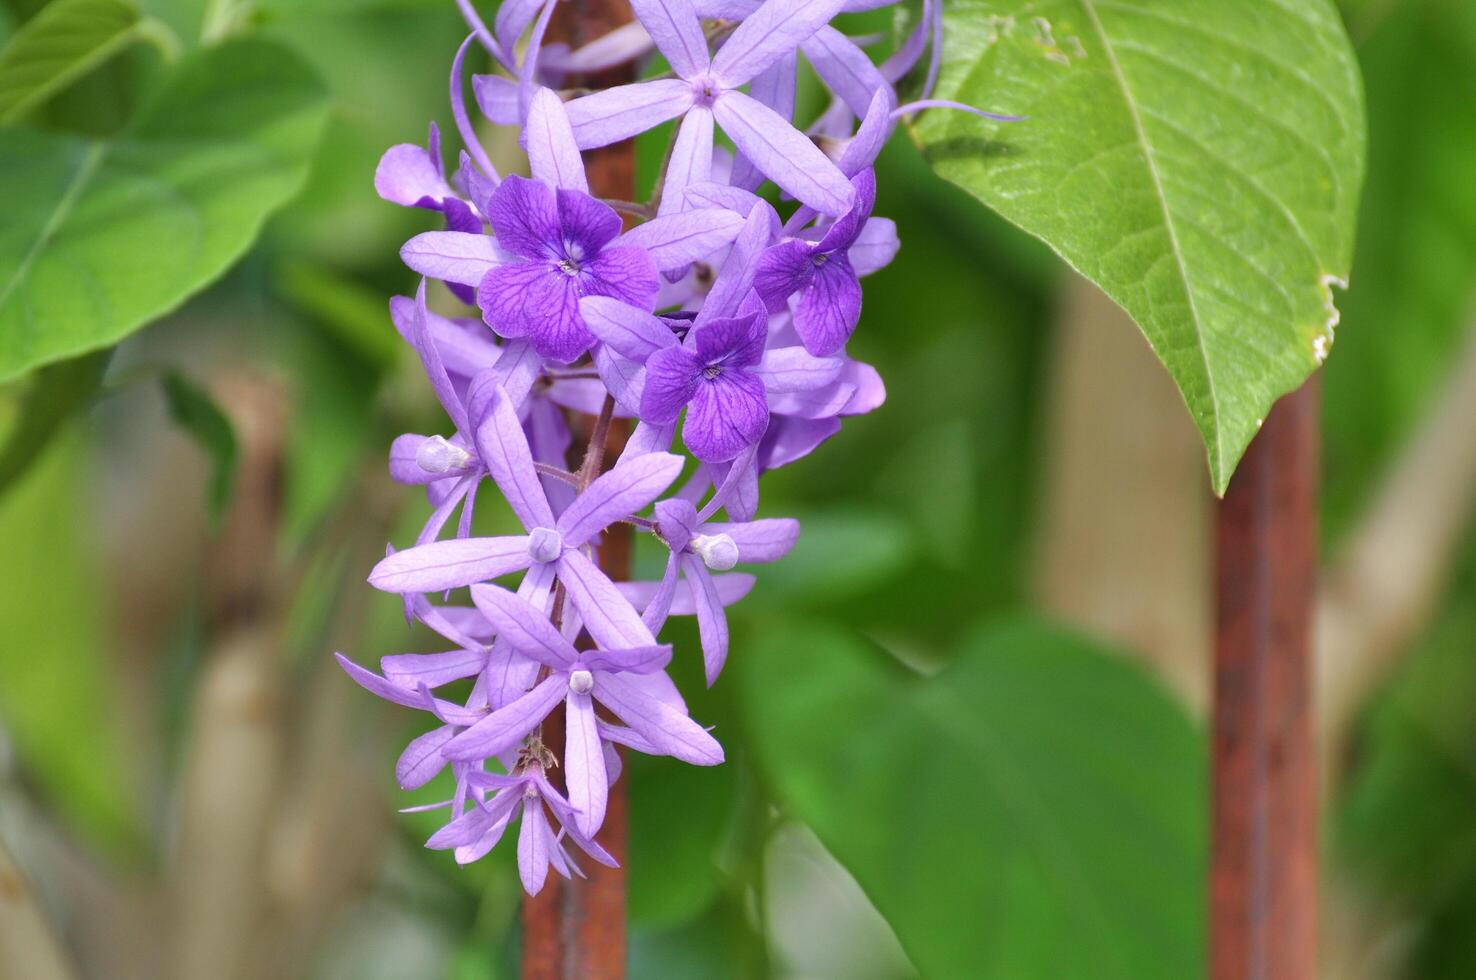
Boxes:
[428,765,617,891]
[646,496,799,682]
[753,169,877,356]
[369,385,683,595]
[446,584,722,834]
[563,0,855,215]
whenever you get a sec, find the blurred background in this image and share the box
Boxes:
[2,0,1475,977]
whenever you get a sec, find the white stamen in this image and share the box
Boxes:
[528,527,563,563]
[415,435,472,474]
[691,532,739,571]
[568,669,594,695]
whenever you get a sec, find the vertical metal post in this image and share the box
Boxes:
[522,2,635,976]
[1211,380,1319,980]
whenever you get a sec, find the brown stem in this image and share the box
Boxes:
[1210,379,1319,980]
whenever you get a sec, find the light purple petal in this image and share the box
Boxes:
[406,282,472,434]
[684,370,768,463]
[381,650,486,689]
[640,345,702,424]
[619,209,744,270]
[525,88,589,192]
[473,73,520,125]
[767,379,857,419]
[494,0,543,56]
[391,434,450,485]
[580,296,676,361]
[703,203,779,318]
[375,143,453,208]
[848,217,899,276]
[816,169,876,254]
[592,344,646,415]
[389,296,502,381]
[564,692,607,836]
[618,420,676,461]
[682,181,765,217]
[518,798,552,894]
[582,645,673,674]
[714,91,854,215]
[368,536,533,593]
[839,358,886,415]
[757,347,844,392]
[760,415,840,468]
[557,452,684,547]
[565,79,694,149]
[401,232,502,287]
[550,20,655,74]
[557,550,658,648]
[631,0,708,78]
[469,584,578,668]
[591,672,724,765]
[679,554,730,683]
[451,33,500,182]
[730,50,796,190]
[638,553,680,633]
[444,675,566,761]
[474,385,555,528]
[706,517,800,563]
[801,26,888,117]
[658,106,714,218]
[709,0,845,87]
[397,725,457,790]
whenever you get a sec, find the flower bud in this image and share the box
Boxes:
[527,527,563,563]
[691,533,739,570]
[568,669,594,695]
[415,435,473,474]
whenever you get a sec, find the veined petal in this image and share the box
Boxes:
[683,181,765,217]
[526,88,589,193]
[657,107,714,218]
[640,345,702,424]
[478,262,591,363]
[816,169,877,254]
[680,553,730,683]
[565,80,694,149]
[704,203,780,318]
[792,252,861,356]
[452,789,522,863]
[580,296,676,361]
[444,675,566,761]
[518,799,552,894]
[474,386,555,528]
[751,239,814,313]
[730,51,796,190]
[693,309,766,369]
[705,517,800,563]
[582,245,660,311]
[591,672,724,765]
[557,550,657,649]
[557,190,623,254]
[557,452,684,547]
[564,692,607,837]
[713,91,854,216]
[619,209,744,271]
[582,645,673,674]
[637,554,680,633]
[368,536,534,593]
[397,725,457,790]
[710,0,845,87]
[401,231,502,287]
[487,174,561,260]
[757,347,845,392]
[630,0,708,78]
[470,584,578,668]
[684,370,768,463]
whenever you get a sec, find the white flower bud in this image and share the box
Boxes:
[568,669,594,695]
[691,532,739,571]
[415,435,472,474]
[527,527,563,563]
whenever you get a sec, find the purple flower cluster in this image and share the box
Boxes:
[343,0,1008,895]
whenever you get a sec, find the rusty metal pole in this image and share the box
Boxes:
[1210,380,1319,980]
[521,2,636,977]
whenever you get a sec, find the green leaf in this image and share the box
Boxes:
[160,370,237,526]
[741,617,1205,979]
[0,348,109,498]
[0,37,329,382]
[916,0,1366,492]
[0,0,143,124]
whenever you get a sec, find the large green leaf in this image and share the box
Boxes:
[0,0,143,124]
[741,617,1205,979]
[0,37,329,382]
[916,0,1366,492]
